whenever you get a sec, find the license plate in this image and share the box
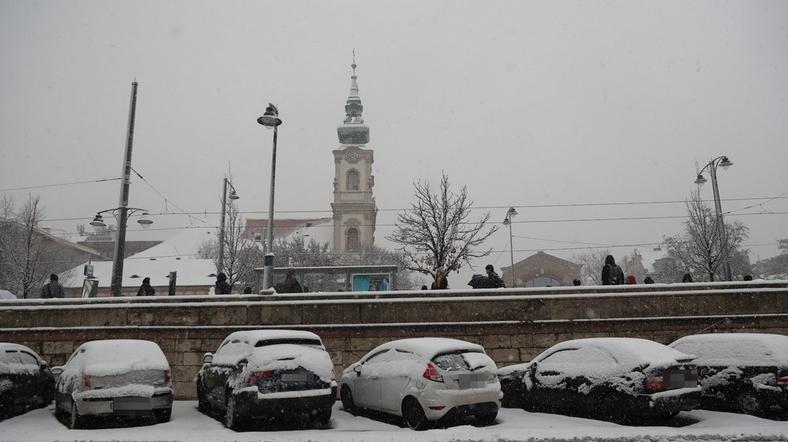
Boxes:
[457,374,486,389]
[282,372,308,382]
[113,397,151,410]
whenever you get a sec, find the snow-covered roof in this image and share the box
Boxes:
[369,338,485,359]
[0,290,16,300]
[59,257,216,288]
[670,333,788,366]
[77,339,169,376]
[221,330,322,346]
[536,338,692,368]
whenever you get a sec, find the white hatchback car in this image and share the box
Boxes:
[340,337,501,430]
[53,339,173,429]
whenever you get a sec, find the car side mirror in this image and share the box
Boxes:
[353,365,362,376]
[51,366,64,376]
[39,361,48,370]
[202,353,213,364]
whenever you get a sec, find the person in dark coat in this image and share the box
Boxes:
[573,279,582,286]
[485,264,505,288]
[682,273,693,283]
[643,276,655,284]
[431,268,448,290]
[275,269,303,293]
[215,272,232,294]
[601,255,624,285]
[41,274,65,298]
[137,277,155,296]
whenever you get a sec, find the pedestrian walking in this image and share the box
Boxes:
[41,274,65,298]
[275,269,303,293]
[682,273,693,283]
[431,267,448,290]
[643,276,655,284]
[215,272,232,294]
[601,255,625,285]
[137,277,155,296]
[485,264,505,288]
[573,279,582,286]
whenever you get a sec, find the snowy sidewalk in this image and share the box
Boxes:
[1,401,787,442]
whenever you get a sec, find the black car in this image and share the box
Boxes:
[498,338,700,424]
[0,343,55,419]
[196,330,337,430]
[670,333,788,416]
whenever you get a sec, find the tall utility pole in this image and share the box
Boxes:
[110,81,139,296]
[695,155,734,281]
[218,177,229,275]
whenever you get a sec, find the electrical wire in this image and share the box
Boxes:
[0,177,121,192]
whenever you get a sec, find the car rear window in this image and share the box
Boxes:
[432,349,483,371]
[254,338,322,348]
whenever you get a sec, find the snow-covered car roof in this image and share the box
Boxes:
[74,339,169,376]
[0,342,39,356]
[366,338,485,360]
[670,333,788,366]
[536,338,692,368]
[220,330,323,346]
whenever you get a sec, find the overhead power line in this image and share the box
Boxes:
[0,177,121,192]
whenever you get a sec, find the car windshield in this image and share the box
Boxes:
[432,349,483,371]
[254,338,322,348]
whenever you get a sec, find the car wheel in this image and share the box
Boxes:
[224,394,245,431]
[340,385,356,414]
[316,407,332,425]
[402,397,431,431]
[154,407,172,423]
[69,400,84,429]
[736,389,764,416]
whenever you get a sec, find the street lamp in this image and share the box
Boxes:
[502,207,518,287]
[217,177,239,276]
[89,207,153,295]
[257,103,283,290]
[695,155,734,281]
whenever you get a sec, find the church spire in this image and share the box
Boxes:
[338,50,369,144]
[344,50,363,124]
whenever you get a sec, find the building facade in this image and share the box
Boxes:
[331,57,377,253]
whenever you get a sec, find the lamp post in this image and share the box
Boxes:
[502,207,518,287]
[217,177,239,276]
[695,155,734,281]
[90,208,153,295]
[257,103,283,290]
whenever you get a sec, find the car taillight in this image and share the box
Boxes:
[644,375,666,392]
[163,369,171,384]
[82,372,91,388]
[776,375,788,386]
[245,370,273,385]
[422,363,443,383]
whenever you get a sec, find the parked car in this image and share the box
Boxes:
[52,339,172,429]
[340,337,501,430]
[0,343,55,419]
[669,333,788,415]
[498,338,700,424]
[196,330,336,430]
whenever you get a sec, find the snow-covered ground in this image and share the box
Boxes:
[1,402,787,442]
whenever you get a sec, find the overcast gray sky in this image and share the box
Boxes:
[1,0,787,285]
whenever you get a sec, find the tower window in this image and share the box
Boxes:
[346,227,360,252]
[346,169,360,191]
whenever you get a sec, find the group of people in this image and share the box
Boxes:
[600,255,655,285]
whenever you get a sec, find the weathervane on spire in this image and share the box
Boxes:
[352,49,357,77]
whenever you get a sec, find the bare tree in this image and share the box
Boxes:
[664,189,748,281]
[572,249,611,285]
[386,172,498,285]
[199,195,259,291]
[0,195,50,298]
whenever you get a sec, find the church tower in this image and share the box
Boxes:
[331,55,377,253]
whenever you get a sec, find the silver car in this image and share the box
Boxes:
[52,339,173,428]
[340,337,501,430]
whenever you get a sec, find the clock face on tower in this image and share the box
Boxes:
[346,150,359,162]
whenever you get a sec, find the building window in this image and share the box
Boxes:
[346,227,360,251]
[346,169,360,191]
